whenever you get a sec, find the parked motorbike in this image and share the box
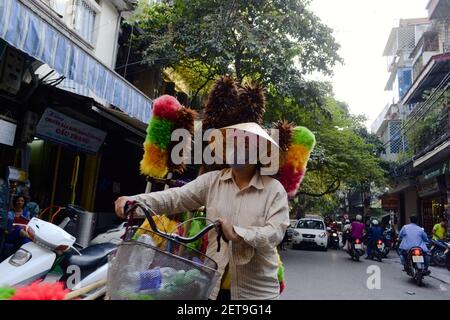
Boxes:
[429,239,450,267]
[327,228,340,250]
[446,245,450,271]
[402,247,429,286]
[347,238,364,261]
[0,217,117,299]
[381,229,394,258]
[90,222,127,245]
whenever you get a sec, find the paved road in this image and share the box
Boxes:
[280,246,450,300]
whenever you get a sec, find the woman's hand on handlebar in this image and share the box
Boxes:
[218,219,241,242]
[115,196,135,218]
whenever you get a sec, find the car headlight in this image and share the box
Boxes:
[319,232,327,238]
[9,248,32,267]
[293,231,300,237]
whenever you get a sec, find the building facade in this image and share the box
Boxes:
[372,18,430,162]
[0,0,152,233]
[379,0,450,233]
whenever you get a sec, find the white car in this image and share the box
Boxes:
[292,218,328,251]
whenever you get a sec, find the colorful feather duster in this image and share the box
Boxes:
[276,126,316,198]
[0,281,69,300]
[140,95,197,178]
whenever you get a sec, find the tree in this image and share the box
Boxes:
[128,0,388,217]
[128,0,342,108]
[290,97,387,217]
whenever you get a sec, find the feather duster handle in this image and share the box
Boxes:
[277,126,316,198]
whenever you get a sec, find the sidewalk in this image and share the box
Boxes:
[429,266,450,285]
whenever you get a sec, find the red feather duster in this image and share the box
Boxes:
[152,95,182,121]
[10,281,69,300]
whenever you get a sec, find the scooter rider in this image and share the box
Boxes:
[342,219,351,249]
[348,215,365,249]
[365,219,383,259]
[398,215,430,274]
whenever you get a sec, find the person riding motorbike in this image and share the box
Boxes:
[342,219,351,248]
[398,215,430,274]
[365,219,383,259]
[349,215,365,246]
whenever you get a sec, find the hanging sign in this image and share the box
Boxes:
[36,108,106,154]
[0,118,16,146]
[423,161,450,180]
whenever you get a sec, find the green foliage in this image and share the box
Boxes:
[292,98,387,215]
[129,0,387,216]
[129,0,341,109]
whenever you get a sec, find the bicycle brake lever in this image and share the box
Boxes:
[214,221,227,252]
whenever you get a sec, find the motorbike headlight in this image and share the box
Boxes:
[332,233,338,237]
[9,248,32,267]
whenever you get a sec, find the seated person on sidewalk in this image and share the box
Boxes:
[432,217,447,242]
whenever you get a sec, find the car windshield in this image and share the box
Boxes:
[297,220,325,230]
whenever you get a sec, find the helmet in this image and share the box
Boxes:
[372,219,379,226]
[356,215,362,221]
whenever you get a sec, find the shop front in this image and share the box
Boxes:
[417,170,448,234]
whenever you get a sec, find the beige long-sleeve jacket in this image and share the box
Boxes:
[130,168,290,300]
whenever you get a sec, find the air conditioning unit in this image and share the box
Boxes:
[0,46,25,95]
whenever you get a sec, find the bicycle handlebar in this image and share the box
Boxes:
[124,201,223,252]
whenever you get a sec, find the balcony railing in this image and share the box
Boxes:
[412,108,450,154]
[404,92,450,156]
[411,31,439,59]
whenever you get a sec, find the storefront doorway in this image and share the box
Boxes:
[422,195,446,234]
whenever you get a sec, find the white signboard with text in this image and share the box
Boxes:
[0,118,16,146]
[36,108,106,154]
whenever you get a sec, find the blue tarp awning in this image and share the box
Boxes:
[0,0,152,124]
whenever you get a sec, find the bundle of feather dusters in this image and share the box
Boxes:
[202,75,266,130]
[140,95,197,178]
[201,76,266,171]
[201,76,316,198]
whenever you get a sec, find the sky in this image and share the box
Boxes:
[308,0,429,129]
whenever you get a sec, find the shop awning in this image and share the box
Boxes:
[0,0,152,124]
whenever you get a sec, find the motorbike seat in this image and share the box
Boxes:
[62,243,117,270]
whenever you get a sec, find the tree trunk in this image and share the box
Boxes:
[190,77,213,108]
[235,53,242,82]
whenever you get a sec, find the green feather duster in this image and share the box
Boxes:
[146,118,174,150]
[0,287,16,300]
[292,126,316,150]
